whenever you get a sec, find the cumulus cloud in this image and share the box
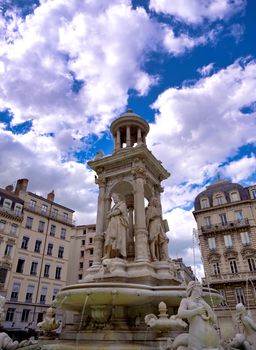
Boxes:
[222,155,256,182]
[148,58,256,189]
[149,0,246,24]
[197,63,215,76]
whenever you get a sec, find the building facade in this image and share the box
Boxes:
[193,179,256,335]
[0,179,75,331]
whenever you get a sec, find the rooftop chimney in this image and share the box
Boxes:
[47,190,55,202]
[15,179,28,195]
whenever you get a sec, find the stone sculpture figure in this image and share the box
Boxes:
[103,193,129,259]
[146,197,169,261]
[37,307,60,339]
[173,280,221,350]
[226,303,256,350]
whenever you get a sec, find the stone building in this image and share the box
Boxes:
[67,224,96,284]
[0,179,75,331]
[193,179,256,335]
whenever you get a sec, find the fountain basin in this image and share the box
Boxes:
[54,282,223,312]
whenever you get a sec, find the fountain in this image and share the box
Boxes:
[50,110,223,349]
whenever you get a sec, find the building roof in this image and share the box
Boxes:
[194,180,250,211]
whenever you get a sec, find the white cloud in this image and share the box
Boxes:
[222,155,256,182]
[0,0,158,140]
[148,59,256,188]
[197,63,214,76]
[149,0,246,24]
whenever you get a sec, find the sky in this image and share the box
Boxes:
[0,0,256,279]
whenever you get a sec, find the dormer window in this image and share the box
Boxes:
[14,204,22,215]
[200,198,209,209]
[3,199,12,210]
[230,191,240,202]
[250,188,256,199]
[213,192,226,206]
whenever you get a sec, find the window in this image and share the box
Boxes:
[229,259,238,274]
[40,286,47,304]
[79,262,83,269]
[248,258,256,272]
[58,246,64,259]
[60,228,66,240]
[63,212,68,222]
[250,189,256,199]
[216,195,224,205]
[34,240,42,253]
[21,309,30,322]
[21,236,29,250]
[5,308,15,322]
[0,220,6,231]
[83,229,86,235]
[219,289,227,306]
[55,267,62,280]
[89,260,93,267]
[14,204,22,215]
[204,216,211,228]
[240,232,250,246]
[30,262,38,276]
[52,288,59,301]
[50,224,56,236]
[220,213,228,226]
[11,282,20,301]
[44,264,50,278]
[41,204,48,214]
[235,288,246,305]
[89,238,93,244]
[82,240,85,246]
[213,262,220,275]
[16,259,25,273]
[47,243,53,256]
[10,223,18,235]
[208,237,216,250]
[38,221,45,233]
[52,208,58,218]
[90,248,94,255]
[0,268,8,284]
[25,216,33,229]
[4,244,12,256]
[80,251,84,258]
[29,199,36,209]
[78,274,82,280]
[235,210,244,222]
[201,198,209,209]
[224,235,233,248]
[3,199,12,209]
[25,285,34,303]
[230,192,239,202]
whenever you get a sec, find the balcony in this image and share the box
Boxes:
[201,218,249,233]
[24,202,75,226]
[205,271,256,284]
[0,205,23,222]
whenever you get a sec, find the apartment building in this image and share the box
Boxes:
[193,179,256,333]
[0,179,75,331]
[67,224,96,285]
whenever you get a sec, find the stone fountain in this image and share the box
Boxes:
[52,110,223,349]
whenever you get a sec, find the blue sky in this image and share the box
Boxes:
[0,0,256,277]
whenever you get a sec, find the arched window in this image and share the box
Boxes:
[200,197,209,209]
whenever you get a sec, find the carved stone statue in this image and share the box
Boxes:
[226,303,256,350]
[173,281,221,350]
[37,307,60,339]
[146,197,169,261]
[103,193,129,259]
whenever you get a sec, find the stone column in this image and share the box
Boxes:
[137,127,142,145]
[93,175,106,266]
[126,194,135,259]
[117,128,121,150]
[126,125,131,147]
[133,168,150,262]
[104,194,112,231]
